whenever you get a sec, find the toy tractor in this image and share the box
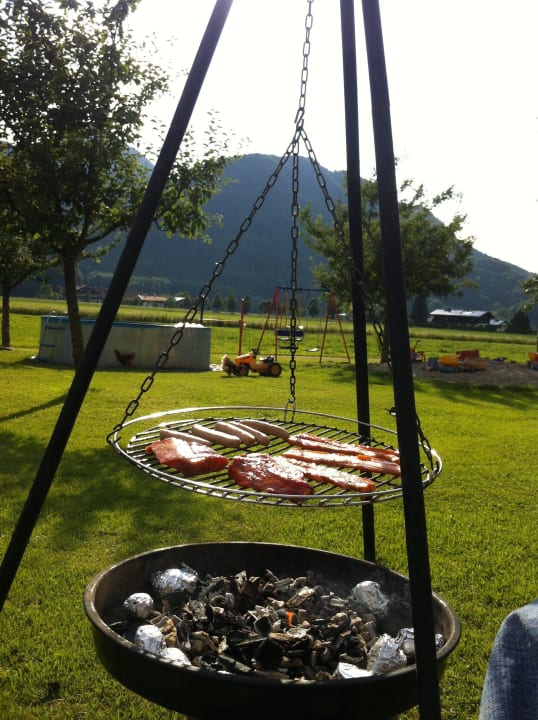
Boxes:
[221,348,282,377]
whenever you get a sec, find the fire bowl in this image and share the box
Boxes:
[84,542,460,720]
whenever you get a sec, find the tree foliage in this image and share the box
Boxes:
[521,274,538,311]
[507,309,532,334]
[211,292,223,313]
[0,204,50,346]
[300,175,475,319]
[226,292,237,314]
[306,296,320,318]
[0,0,232,365]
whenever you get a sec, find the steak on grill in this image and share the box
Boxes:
[145,437,229,476]
[228,454,314,496]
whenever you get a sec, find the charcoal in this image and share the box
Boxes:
[118,564,442,683]
[218,653,254,675]
[254,637,285,668]
[287,586,316,607]
[253,614,273,635]
[188,599,208,623]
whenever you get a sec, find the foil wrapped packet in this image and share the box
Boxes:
[123,592,154,619]
[159,646,192,666]
[351,580,389,615]
[335,662,373,679]
[367,633,408,674]
[151,564,199,596]
[134,624,166,654]
[396,627,446,660]
[396,627,416,659]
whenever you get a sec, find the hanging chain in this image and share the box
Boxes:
[299,128,434,466]
[285,0,314,417]
[300,128,388,363]
[286,144,300,414]
[108,140,301,444]
[294,0,314,129]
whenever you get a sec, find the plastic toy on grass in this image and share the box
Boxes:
[221,349,283,377]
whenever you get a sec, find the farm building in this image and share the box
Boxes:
[137,294,168,307]
[428,308,507,330]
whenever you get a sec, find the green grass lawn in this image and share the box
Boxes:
[1,313,537,718]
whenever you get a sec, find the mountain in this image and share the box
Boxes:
[81,153,344,307]
[435,251,534,323]
[78,153,534,324]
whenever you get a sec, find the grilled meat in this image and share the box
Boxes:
[145,437,229,476]
[228,454,314,496]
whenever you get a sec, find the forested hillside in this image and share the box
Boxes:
[81,154,344,306]
[67,153,534,324]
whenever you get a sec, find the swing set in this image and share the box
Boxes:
[255,286,351,362]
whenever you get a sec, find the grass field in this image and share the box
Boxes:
[1,311,537,718]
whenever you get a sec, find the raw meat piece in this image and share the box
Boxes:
[228,454,314,496]
[145,437,229,476]
[287,433,399,462]
[283,447,401,477]
[285,458,377,493]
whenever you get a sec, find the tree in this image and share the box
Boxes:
[507,309,532,334]
[0,146,57,347]
[306,296,320,318]
[226,292,237,314]
[0,221,48,347]
[211,293,223,313]
[258,299,272,315]
[522,274,538,311]
[0,0,231,366]
[409,295,429,326]
[301,174,474,337]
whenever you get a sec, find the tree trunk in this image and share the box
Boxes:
[1,288,11,348]
[380,319,391,364]
[63,254,84,368]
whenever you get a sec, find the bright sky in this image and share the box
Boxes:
[128,1,538,274]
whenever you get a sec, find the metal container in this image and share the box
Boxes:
[37,315,210,370]
[84,542,460,720]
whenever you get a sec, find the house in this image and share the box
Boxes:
[137,294,168,307]
[428,308,507,331]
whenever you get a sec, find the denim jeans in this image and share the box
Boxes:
[479,599,538,719]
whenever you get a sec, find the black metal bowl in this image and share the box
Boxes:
[84,542,460,720]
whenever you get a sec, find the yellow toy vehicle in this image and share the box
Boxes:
[222,349,282,377]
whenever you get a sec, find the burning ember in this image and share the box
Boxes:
[114,563,445,682]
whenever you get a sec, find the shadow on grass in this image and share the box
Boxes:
[324,361,537,411]
[412,376,538,411]
[0,394,67,423]
[0,427,273,564]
